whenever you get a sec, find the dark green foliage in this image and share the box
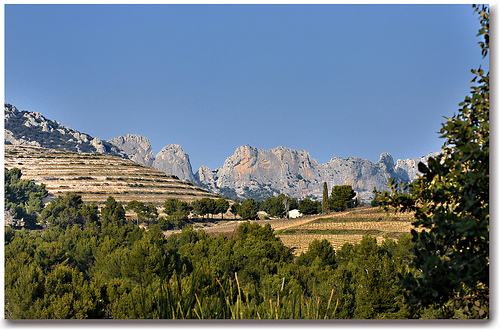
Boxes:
[229,202,240,219]
[125,200,158,222]
[262,194,298,218]
[296,239,335,268]
[163,197,191,221]
[214,198,230,219]
[4,181,417,319]
[238,198,258,220]
[374,6,489,319]
[329,185,356,212]
[298,198,321,215]
[370,194,381,207]
[100,196,126,228]
[4,167,48,228]
[39,192,98,229]
[322,182,329,214]
[5,202,416,319]
[191,197,216,219]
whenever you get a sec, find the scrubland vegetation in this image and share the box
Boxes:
[4,187,416,319]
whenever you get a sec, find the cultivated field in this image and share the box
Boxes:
[164,207,417,255]
[276,207,416,255]
[4,144,217,208]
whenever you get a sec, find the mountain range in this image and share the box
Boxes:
[4,103,438,203]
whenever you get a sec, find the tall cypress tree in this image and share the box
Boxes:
[322,182,329,214]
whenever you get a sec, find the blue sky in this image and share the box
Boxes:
[4,4,489,172]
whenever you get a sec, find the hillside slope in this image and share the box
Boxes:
[4,144,217,207]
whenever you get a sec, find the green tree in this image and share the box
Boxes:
[262,194,297,218]
[191,198,209,219]
[239,198,258,220]
[322,182,329,214]
[37,265,105,318]
[39,193,97,229]
[164,198,191,221]
[296,239,335,268]
[126,201,158,223]
[204,198,217,219]
[298,198,321,215]
[4,167,48,228]
[329,185,356,212]
[101,196,126,228]
[229,202,240,219]
[375,5,489,319]
[163,197,179,216]
[214,198,230,219]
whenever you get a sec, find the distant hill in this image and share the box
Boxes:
[4,144,217,208]
[109,135,438,203]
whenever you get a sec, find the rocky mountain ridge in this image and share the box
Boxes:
[106,133,438,203]
[106,134,196,182]
[5,103,438,202]
[4,103,127,158]
[194,145,439,203]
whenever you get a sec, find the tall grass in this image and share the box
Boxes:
[149,271,338,319]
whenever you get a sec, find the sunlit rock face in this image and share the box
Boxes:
[152,144,197,183]
[108,134,155,167]
[196,145,438,203]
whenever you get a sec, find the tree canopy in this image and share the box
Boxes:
[329,185,356,212]
[4,167,48,228]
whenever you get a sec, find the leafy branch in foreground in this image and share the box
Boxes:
[374,5,489,318]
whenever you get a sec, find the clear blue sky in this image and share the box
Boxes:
[5,4,489,172]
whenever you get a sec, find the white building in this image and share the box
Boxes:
[288,209,302,219]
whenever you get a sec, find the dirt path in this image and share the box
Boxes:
[162,212,350,238]
[270,212,348,231]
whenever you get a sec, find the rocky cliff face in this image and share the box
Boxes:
[152,144,197,183]
[195,145,438,203]
[108,134,154,167]
[5,103,438,202]
[4,103,127,158]
[394,152,441,182]
[108,134,198,182]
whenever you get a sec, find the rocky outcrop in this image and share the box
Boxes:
[4,128,41,147]
[152,144,197,182]
[108,134,154,167]
[195,165,217,190]
[394,152,441,182]
[108,134,196,182]
[196,145,438,203]
[4,103,127,158]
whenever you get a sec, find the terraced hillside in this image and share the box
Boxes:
[275,207,417,255]
[4,144,217,208]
